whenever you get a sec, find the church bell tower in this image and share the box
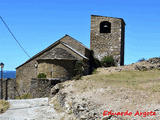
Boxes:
[90,15,125,65]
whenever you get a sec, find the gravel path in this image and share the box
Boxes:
[0,98,64,120]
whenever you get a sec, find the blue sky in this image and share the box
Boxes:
[0,0,160,70]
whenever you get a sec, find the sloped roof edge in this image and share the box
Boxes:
[16,35,89,69]
[61,42,88,59]
[16,40,60,69]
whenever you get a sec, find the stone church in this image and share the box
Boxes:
[16,15,125,95]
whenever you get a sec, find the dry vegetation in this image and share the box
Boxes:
[0,100,9,113]
[52,68,160,119]
[50,58,160,119]
[78,69,160,92]
[15,93,32,99]
[71,69,160,106]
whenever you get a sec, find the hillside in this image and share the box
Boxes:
[49,58,160,120]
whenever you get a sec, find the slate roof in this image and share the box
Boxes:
[16,35,89,69]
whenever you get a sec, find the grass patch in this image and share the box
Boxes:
[0,100,9,113]
[75,70,160,92]
[92,69,98,74]
[15,93,32,99]
[151,84,160,92]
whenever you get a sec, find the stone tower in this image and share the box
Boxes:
[90,15,125,65]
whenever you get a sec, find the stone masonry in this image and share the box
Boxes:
[90,15,125,65]
[30,78,61,98]
[0,79,16,99]
[37,59,76,79]
[16,15,125,97]
[16,35,90,95]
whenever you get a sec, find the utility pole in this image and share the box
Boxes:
[0,62,4,99]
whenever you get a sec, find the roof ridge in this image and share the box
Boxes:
[62,35,90,50]
[16,35,67,69]
[16,35,89,69]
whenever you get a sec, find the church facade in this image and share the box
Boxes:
[16,15,125,95]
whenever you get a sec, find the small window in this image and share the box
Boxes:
[100,21,111,33]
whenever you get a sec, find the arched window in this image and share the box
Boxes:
[100,21,111,33]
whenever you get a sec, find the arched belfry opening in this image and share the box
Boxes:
[100,21,111,33]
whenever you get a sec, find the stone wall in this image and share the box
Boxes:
[0,79,16,99]
[30,78,61,98]
[90,15,125,65]
[16,36,89,95]
[16,60,38,95]
[37,59,77,79]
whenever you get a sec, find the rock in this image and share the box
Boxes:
[134,65,147,71]
[156,65,160,69]
[57,92,66,107]
[77,104,86,111]
[147,57,160,64]
[80,115,87,120]
[50,84,61,97]
[149,65,155,70]
[48,57,160,120]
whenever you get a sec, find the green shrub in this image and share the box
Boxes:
[73,60,87,80]
[37,73,46,78]
[101,56,115,67]
[92,69,98,74]
[74,60,84,76]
